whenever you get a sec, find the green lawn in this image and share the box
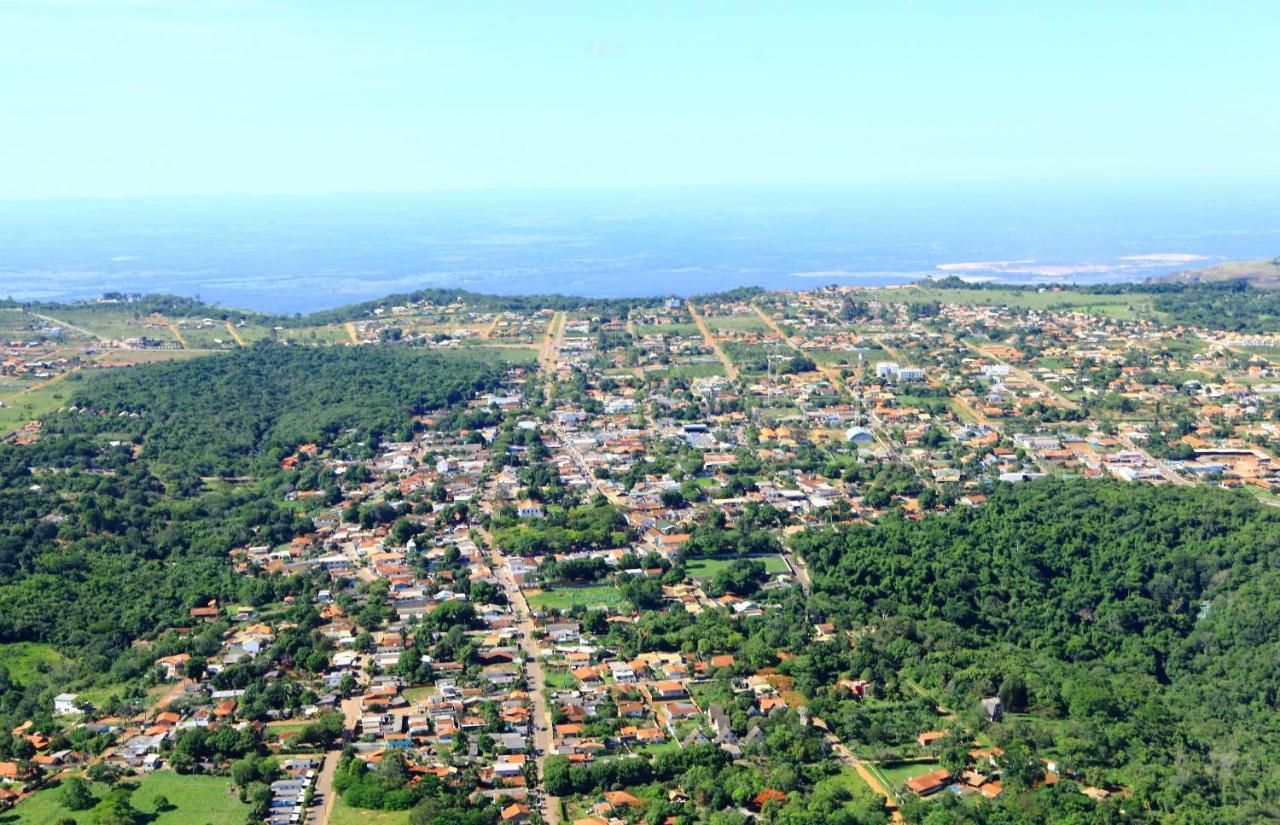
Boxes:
[707,315,769,333]
[667,362,725,378]
[457,345,539,363]
[527,585,623,611]
[330,797,411,825]
[685,555,789,580]
[3,771,248,825]
[635,323,701,337]
[875,759,943,793]
[817,765,875,796]
[543,669,579,690]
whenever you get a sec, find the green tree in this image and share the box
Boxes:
[61,776,97,811]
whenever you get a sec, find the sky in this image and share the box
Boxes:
[1,0,1279,199]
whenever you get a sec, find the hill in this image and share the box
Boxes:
[1155,256,1280,289]
[792,479,1280,823]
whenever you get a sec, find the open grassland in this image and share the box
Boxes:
[0,642,72,685]
[329,798,411,825]
[857,286,1157,319]
[706,314,770,333]
[685,555,789,579]
[0,373,80,435]
[3,771,248,825]
[527,584,624,611]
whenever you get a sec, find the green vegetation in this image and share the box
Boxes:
[0,642,71,684]
[527,584,624,612]
[792,478,1280,823]
[685,555,789,579]
[330,799,411,825]
[924,274,1280,331]
[4,771,248,825]
[490,503,632,556]
[0,343,507,684]
[55,343,509,477]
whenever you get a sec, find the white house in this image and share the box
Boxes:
[54,693,80,715]
[516,500,546,519]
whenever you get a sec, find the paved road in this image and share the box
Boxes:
[1119,432,1193,487]
[310,750,339,824]
[479,526,560,825]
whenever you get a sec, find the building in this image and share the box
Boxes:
[905,768,953,797]
[54,693,80,715]
[844,426,875,444]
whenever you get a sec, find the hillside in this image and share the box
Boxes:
[1156,256,1280,289]
[792,479,1280,823]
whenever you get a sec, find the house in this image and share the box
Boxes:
[981,696,1003,722]
[190,601,219,621]
[155,653,191,680]
[916,730,947,748]
[905,769,952,797]
[602,790,642,811]
[501,803,532,824]
[516,500,546,519]
[54,693,80,715]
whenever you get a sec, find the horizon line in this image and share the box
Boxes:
[3,173,1280,205]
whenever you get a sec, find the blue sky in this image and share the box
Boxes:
[1,0,1278,198]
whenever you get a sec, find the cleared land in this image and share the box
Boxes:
[5,771,248,825]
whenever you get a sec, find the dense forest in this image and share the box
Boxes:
[0,345,508,652]
[791,479,1280,823]
[48,343,507,477]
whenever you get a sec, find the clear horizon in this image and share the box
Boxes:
[2,1,1279,199]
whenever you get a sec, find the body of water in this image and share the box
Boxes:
[1,181,1278,313]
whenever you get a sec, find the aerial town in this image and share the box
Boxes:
[3,283,1280,824]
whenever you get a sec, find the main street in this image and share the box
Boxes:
[479,525,561,825]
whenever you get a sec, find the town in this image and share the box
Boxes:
[3,281,1279,824]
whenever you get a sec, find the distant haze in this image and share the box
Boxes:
[2,182,1278,313]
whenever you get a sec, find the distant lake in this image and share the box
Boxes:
[1,181,1278,313]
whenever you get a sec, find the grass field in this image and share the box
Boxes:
[0,642,72,685]
[0,373,81,435]
[458,345,540,363]
[874,758,943,794]
[635,323,701,337]
[527,585,623,611]
[329,797,411,825]
[668,362,725,378]
[706,315,769,333]
[2,771,248,825]
[816,765,875,797]
[857,286,1155,320]
[543,669,579,690]
[685,556,790,580]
